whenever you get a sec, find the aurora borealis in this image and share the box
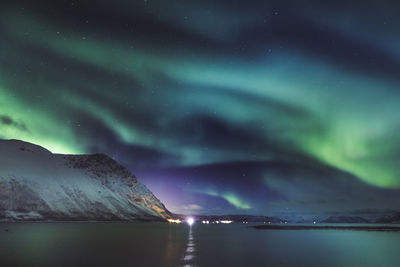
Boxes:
[1,0,400,215]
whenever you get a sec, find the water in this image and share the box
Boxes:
[1,222,400,267]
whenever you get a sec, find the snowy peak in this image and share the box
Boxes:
[0,139,171,221]
[0,139,52,155]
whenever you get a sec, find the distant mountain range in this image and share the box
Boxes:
[176,213,400,224]
[0,139,171,222]
[375,213,400,224]
[320,216,370,223]
[181,214,286,223]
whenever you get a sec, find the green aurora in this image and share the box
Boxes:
[1,0,400,214]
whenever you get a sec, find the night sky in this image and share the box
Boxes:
[1,0,400,216]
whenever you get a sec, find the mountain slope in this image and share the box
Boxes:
[0,139,171,221]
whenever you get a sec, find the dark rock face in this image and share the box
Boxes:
[0,139,172,222]
[65,154,137,185]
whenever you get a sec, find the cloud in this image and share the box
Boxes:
[172,204,204,214]
[0,115,28,132]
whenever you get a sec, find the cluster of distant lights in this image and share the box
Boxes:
[167,218,314,225]
[167,218,233,225]
[167,219,182,224]
[201,220,232,224]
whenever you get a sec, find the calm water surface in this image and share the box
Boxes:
[0,222,400,267]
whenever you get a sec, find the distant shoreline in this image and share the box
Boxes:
[252,225,400,232]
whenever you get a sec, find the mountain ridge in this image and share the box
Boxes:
[0,139,171,222]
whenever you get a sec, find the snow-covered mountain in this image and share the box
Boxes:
[0,139,171,221]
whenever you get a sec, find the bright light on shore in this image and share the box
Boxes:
[167,219,182,224]
[187,217,194,226]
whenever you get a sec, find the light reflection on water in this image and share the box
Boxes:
[181,226,196,266]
